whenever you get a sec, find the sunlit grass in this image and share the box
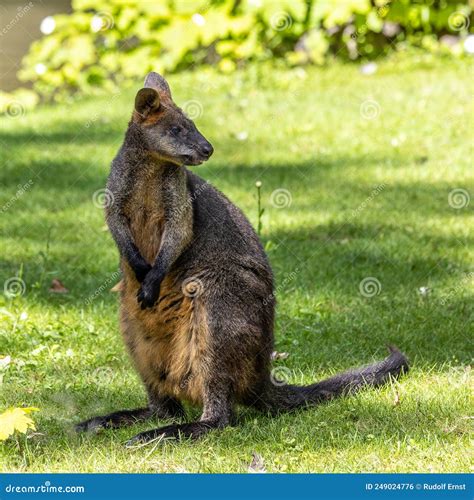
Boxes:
[0,57,472,472]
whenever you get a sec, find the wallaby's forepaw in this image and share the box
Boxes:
[137,279,160,309]
[133,261,152,283]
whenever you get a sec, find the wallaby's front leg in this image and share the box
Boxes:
[137,169,193,309]
[107,212,151,283]
[137,230,187,309]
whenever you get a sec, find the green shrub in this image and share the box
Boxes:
[8,0,474,105]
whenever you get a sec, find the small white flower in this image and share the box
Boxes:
[418,287,431,297]
[0,355,11,369]
[293,67,307,80]
[31,346,46,356]
[35,63,46,75]
[191,13,205,27]
[360,62,377,75]
[91,15,104,32]
[464,35,474,54]
[270,351,289,361]
[40,16,55,35]
[236,131,248,141]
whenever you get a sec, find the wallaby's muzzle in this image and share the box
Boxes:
[179,130,213,166]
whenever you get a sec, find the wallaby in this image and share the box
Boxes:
[76,72,408,445]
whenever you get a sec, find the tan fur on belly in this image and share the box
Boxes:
[120,268,209,405]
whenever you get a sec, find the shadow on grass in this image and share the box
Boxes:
[2,216,469,302]
[0,122,126,147]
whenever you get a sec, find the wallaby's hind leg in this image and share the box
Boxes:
[76,394,185,433]
[125,381,233,445]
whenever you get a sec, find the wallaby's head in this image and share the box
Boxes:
[132,72,213,166]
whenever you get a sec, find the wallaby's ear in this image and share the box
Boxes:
[135,88,160,117]
[144,72,171,99]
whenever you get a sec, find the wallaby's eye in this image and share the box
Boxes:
[170,126,182,135]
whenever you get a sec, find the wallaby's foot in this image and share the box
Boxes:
[76,407,152,433]
[126,389,233,445]
[76,398,186,433]
[125,421,218,446]
[151,396,187,421]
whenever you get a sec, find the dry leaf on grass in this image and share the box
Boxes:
[49,279,69,294]
[248,452,266,473]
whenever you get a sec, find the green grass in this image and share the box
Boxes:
[0,56,472,473]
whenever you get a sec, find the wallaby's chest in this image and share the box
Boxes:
[125,174,165,264]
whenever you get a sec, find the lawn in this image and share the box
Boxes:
[0,56,472,473]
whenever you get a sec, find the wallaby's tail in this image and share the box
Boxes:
[261,346,409,412]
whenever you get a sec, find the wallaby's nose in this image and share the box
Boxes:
[201,142,214,158]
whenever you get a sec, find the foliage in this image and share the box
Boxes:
[0,407,38,441]
[12,0,474,104]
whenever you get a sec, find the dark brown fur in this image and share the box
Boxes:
[76,73,408,444]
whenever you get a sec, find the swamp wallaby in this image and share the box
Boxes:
[76,72,408,445]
